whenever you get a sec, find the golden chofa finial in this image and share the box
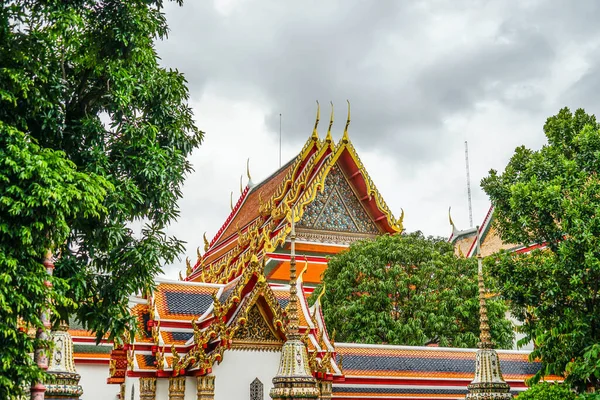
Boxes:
[342,100,351,143]
[316,282,327,305]
[203,232,209,252]
[396,208,405,232]
[298,256,309,282]
[448,206,455,229]
[246,158,254,187]
[239,175,243,194]
[312,100,320,140]
[230,191,234,211]
[326,102,334,142]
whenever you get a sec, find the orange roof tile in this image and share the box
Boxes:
[154,282,220,321]
[213,161,294,248]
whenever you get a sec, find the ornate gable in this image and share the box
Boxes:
[298,164,379,235]
[233,304,279,343]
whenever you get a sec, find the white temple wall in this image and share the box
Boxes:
[125,376,139,400]
[185,376,197,400]
[212,349,281,400]
[77,364,120,400]
[156,378,169,399]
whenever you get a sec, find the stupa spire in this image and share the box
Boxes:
[270,209,320,399]
[465,227,512,399]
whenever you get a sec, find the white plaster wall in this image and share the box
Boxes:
[185,376,197,400]
[77,364,120,400]
[125,376,139,400]
[212,350,281,400]
[507,312,533,350]
[156,377,169,399]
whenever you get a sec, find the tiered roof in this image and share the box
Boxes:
[107,256,343,383]
[187,104,404,285]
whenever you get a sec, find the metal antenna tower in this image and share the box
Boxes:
[465,141,473,227]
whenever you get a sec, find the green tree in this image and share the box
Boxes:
[0,1,202,397]
[481,108,600,392]
[312,232,514,349]
[515,382,577,400]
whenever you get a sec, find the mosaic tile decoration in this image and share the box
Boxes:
[298,164,379,234]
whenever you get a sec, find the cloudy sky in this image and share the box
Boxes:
[154,0,600,278]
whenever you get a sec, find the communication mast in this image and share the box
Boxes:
[465,141,473,228]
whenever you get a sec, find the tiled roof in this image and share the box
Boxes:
[154,282,221,321]
[212,159,295,249]
[335,344,560,381]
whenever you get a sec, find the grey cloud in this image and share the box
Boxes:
[155,0,600,265]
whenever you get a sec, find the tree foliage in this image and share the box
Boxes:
[515,382,577,400]
[482,108,600,392]
[0,1,202,396]
[312,232,514,349]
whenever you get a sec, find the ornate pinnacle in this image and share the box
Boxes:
[312,100,320,140]
[342,100,351,143]
[465,227,511,399]
[476,228,491,349]
[270,208,319,399]
[325,102,334,142]
[287,208,300,339]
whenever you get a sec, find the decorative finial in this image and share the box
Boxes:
[465,225,511,399]
[326,102,334,142]
[203,232,209,252]
[298,256,309,283]
[449,206,455,228]
[475,226,491,347]
[196,246,202,262]
[247,158,254,187]
[396,208,405,232]
[186,257,193,277]
[230,191,234,211]
[239,175,243,194]
[316,282,326,305]
[312,101,320,140]
[288,208,300,338]
[270,208,320,397]
[342,100,351,143]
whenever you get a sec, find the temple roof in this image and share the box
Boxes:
[110,255,342,380]
[449,206,543,258]
[188,119,404,284]
[333,343,562,399]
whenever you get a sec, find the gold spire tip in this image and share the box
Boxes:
[326,101,334,142]
[449,206,455,228]
[312,100,320,140]
[342,100,351,142]
[230,191,234,211]
[203,232,209,252]
[246,158,253,185]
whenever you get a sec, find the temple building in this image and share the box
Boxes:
[65,105,560,400]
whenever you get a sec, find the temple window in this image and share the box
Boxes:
[250,378,263,400]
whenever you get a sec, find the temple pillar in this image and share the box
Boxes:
[139,377,156,400]
[318,380,332,400]
[168,376,186,400]
[197,375,215,400]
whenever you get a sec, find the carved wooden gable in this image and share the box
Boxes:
[234,304,279,343]
[298,164,379,235]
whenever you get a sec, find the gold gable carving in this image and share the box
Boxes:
[233,304,279,344]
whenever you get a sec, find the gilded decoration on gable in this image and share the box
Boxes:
[298,165,379,234]
[234,304,279,343]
